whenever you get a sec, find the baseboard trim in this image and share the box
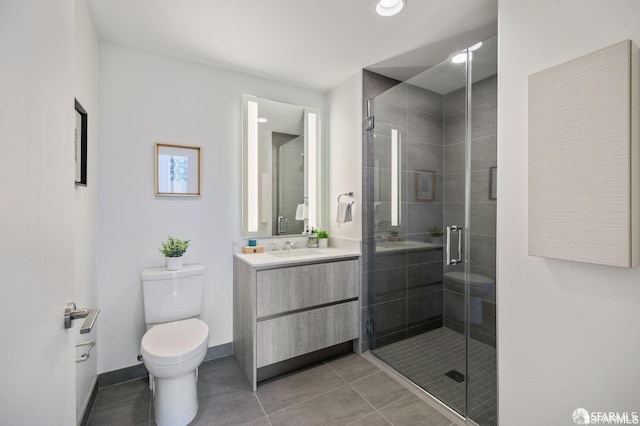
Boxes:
[257,341,352,383]
[78,377,98,426]
[98,342,233,388]
[97,362,148,388]
[203,342,233,362]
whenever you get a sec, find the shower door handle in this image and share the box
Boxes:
[446,225,462,266]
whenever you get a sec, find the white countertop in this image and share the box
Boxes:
[234,247,360,268]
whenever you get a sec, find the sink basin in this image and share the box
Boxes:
[268,249,327,258]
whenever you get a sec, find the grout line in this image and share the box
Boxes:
[258,381,349,418]
[348,368,384,385]
[252,391,272,426]
[323,358,396,426]
[325,356,453,426]
[324,360,380,386]
[343,380,402,426]
[345,410,393,426]
[373,392,414,412]
[363,351,466,424]
[254,362,348,418]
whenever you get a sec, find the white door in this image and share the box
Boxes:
[0,1,77,424]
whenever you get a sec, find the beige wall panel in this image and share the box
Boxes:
[631,43,640,267]
[528,40,639,267]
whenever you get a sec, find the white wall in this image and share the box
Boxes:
[498,1,640,424]
[0,1,76,424]
[96,42,326,373]
[74,0,99,420]
[328,71,363,241]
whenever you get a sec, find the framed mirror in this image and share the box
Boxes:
[242,95,321,237]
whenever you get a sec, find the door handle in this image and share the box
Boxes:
[446,225,462,266]
[64,302,100,334]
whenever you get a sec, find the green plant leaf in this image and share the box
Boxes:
[159,236,190,257]
[315,230,329,239]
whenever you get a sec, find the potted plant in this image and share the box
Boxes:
[315,230,329,248]
[159,236,190,270]
[426,225,443,244]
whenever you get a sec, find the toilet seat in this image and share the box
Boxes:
[444,271,493,286]
[141,318,209,366]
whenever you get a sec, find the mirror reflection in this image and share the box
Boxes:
[242,95,320,237]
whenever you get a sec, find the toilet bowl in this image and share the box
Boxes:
[141,264,208,426]
[141,318,209,426]
[443,271,494,324]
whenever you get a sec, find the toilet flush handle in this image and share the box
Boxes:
[64,302,100,334]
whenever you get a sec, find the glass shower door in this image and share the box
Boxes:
[364,35,497,425]
[464,36,498,426]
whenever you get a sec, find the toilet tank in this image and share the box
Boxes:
[141,264,205,325]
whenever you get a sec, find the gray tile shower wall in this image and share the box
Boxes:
[362,70,497,352]
[271,133,304,235]
[361,70,446,351]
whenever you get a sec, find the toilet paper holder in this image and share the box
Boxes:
[76,340,95,363]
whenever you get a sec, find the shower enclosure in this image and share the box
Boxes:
[272,132,304,235]
[362,35,497,425]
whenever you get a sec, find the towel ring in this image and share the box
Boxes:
[338,192,355,206]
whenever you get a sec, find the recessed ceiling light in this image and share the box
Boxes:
[451,53,470,64]
[257,117,267,123]
[451,41,483,64]
[376,0,405,17]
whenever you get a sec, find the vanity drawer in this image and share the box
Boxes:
[256,260,358,318]
[256,300,359,367]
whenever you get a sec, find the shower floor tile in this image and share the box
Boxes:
[371,327,496,426]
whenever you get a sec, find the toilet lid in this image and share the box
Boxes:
[141,318,209,366]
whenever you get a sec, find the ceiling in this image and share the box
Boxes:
[86,0,497,92]
[407,33,498,94]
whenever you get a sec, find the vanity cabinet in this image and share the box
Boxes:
[233,257,359,391]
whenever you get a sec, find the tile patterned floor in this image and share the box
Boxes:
[371,328,497,426]
[87,353,464,426]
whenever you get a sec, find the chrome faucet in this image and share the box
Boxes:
[283,241,293,251]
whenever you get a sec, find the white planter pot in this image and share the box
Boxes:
[318,239,328,248]
[166,256,184,271]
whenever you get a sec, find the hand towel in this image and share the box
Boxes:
[295,203,305,220]
[336,201,352,223]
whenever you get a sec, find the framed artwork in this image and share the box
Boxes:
[74,99,87,186]
[155,143,201,196]
[416,170,435,201]
[489,166,497,200]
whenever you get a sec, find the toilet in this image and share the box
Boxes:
[443,271,495,324]
[140,264,209,426]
